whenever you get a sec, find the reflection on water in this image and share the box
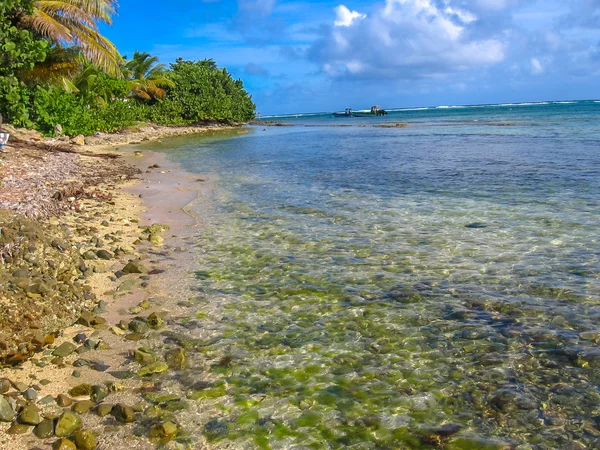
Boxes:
[158,103,600,449]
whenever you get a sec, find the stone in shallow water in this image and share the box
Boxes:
[34,418,55,438]
[55,410,83,437]
[138,361,169,377]
[69,384,93,397]
[7,423,30,434]
[133,348,157,365]
[0,395,14,422]
[149,421,179,442]
[447,435,510,449]
[96,250,113,260]
[95,403,113,417]
[204,419,228,441]
[147,312,164,330]
[53,438,77,450]
[165,348,186,369]
[112,404,136,423]
[57,394,73,407]
[72,400,95,414]
[117,279,137,292]
[108,370,135,380]
[23,388,38,400]
[128,319,149,334]
[142,392,180,404]
[91,361,110,372]
[53,342,78,357]
[465,222,488,228]
[122,261,147,274]
[91,385,108,402]
[18,404,41,425]
[74,429,97,450]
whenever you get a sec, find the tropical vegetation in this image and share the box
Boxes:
[0,0,255,135]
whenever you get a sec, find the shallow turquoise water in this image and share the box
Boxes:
[154,101,600,449]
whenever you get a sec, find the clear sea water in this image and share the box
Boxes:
[153,101,600,449]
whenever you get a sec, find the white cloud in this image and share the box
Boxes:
[531,57,544,74]
[334,5,367,27]
[310,0,505,80]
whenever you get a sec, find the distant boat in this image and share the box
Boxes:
[353,105,388,117]
[333,108,353,117]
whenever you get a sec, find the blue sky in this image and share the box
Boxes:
[102,0,600,115]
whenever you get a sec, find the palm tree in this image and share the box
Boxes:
[20,0,123,76]
[18,47,84,89]
[123,51,175,101]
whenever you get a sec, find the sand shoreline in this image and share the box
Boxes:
[0,136,217,448]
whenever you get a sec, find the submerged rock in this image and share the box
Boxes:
[18,404,41,425]
[55,410,83,437]
[53,342,78,357]
[0,395,14,421]
[72,400,95,414]
[53,438,77,450]
[165,348,186,369]
[69,384,93,397]
[147,312,164,329]
[34,419,55,438]
[73,429,97,450]
[122,261,147,274]
[95,403,113,417]
[112,404,136,423]
[138,361,169,376]
[57,394,73,407]
[149,421,179,443]
[7,423,30,434]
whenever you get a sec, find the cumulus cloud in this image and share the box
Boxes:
[334,5,367,27]
[310,0,506,80]
[530,57,544,74]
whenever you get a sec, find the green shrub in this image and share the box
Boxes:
[0,0,48,125]
[31,87,141,136]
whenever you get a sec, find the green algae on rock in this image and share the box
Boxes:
[55,410,83,437]
[137,361,169,376]
[73,429,98,450]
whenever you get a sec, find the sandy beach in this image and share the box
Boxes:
[0,125,229,449]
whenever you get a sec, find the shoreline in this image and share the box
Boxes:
[0,134,217,448]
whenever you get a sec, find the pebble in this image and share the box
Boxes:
[57,394,73,407]
[53,342,78,357]
[138,361,169,377]
[7,423,30,434]
[0,379,10,393]
[74,429,98,450]
[72,400,95,414]
[0,395,14,421]
[18,404,41,425]
[112,404,136,423]
[95,403,113,417]
[33,418,55,438]
[23,388,38,400]
[53,438,77,450]
[55,410,83,437]
[91,385,108,402]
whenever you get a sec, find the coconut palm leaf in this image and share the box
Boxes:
[18,46,84,86]
[21,0,123,77]
[125,51,175,101]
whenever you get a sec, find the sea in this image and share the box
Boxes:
[147,100,600,449]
